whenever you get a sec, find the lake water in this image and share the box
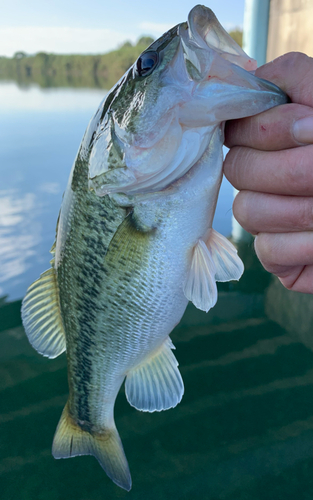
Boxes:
[2,81,313,500]
[0,82,234,302]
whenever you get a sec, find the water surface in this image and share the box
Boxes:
[2,82,313,500]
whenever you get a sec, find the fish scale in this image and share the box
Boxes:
[21,5,288,491]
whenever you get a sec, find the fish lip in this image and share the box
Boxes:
[186,5,217,50]
[180,5,258,77]
[229,63,288,102]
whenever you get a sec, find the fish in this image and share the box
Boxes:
[21,4,287,492]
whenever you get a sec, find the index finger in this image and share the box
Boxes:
[225,103,313,150]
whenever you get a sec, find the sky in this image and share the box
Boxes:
[0,0,246,57]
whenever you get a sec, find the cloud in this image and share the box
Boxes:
[0,193,35,226]
[138,20,242,37]
[138,21,173,35]
[39,183,61,195]
[0,192,40,284]
[0,26,138,57]
[0,21,243,58]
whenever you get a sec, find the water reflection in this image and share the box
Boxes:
[0,82,107,112]
[0,83,108,300]
[0,191,39,297]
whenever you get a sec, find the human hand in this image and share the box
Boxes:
[224,52,313,293]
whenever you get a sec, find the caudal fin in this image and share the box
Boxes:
[52,403,132,491]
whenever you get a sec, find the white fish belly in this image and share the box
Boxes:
[100,134,223,381]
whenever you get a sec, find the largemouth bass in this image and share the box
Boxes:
[21,5,287,491]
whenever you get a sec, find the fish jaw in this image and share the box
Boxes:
[177,5,288,126]
[178,62,288,127]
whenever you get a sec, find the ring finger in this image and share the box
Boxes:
[233,191,313,234]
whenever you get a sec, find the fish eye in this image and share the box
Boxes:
[136,51,159,77]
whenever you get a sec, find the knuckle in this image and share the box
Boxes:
[232,191,253,231]
[284,280,297,291]
[299,199,313,229]
[277,52,311,78]
[286,52,309,67]
[254,233,279,272]
[284,155,310,194]
[224,147,242,185]
[286,53,313,102]
[264,53,313,105]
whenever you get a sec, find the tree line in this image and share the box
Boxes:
[0,30,242,89]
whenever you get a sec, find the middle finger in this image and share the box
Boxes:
[224,144,313,196]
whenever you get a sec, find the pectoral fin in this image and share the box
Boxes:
[21,267,66,358]
[125,337,184,412]
[184,229,244,312]
[208,229,244,281]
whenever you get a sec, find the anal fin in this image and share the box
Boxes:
[184,229,244,312]
[21,267,66,358]
[125,337,184,412]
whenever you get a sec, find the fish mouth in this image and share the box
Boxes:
[181,5,257,74]
[88,5,288,198]
[177,5,288,126]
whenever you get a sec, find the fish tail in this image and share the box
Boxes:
[52,403,131,491]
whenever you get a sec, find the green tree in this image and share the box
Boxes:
[136,36,154,47]
[228,29,243,48]
[13,51,27,59]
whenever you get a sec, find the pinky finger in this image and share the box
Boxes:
[279,265,313,293]
[254,232,313,293]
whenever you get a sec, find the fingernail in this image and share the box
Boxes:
[293,116,313,144]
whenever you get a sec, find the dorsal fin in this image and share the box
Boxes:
[21,267,66,358]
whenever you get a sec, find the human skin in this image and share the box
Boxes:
[224,52,313,293]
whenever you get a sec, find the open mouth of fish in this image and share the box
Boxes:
[87,5,287,199]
